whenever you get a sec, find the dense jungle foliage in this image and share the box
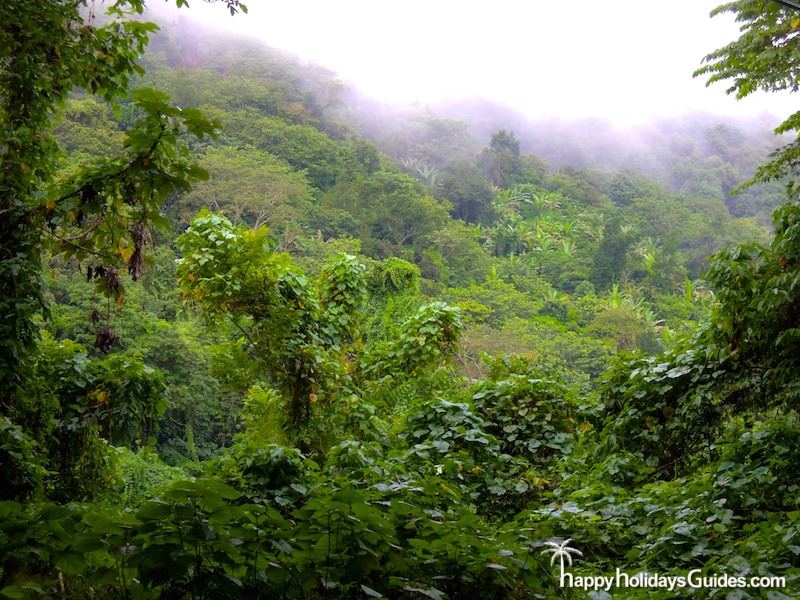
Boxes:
[1,0,800,598]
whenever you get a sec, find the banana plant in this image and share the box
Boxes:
[531,191,562,210]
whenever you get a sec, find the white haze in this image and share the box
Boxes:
[175,0,795,125]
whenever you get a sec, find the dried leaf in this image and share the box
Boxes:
[94,326,116,353]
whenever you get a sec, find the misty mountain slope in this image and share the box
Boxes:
[345,92,787,225]
[429,100,787,225]
[142,16,786,230]
[6,2,800,597]
[45,17,770,399]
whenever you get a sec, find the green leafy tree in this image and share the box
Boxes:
[439,159,495,223]
[8,334,166,500]
[606,169,660,206]
[423,221,491,286]
[0,0,241,501]
[695,0,800,197]
[177,212,462,427]
[175,145,313,230]
[592,217,638,288]
[0,0,150,399]
[593,0,800,479]
[213,111,355,190]
[479,129,522,187]
[322,171,450,256]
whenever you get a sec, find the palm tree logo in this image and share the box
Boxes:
[542,538,583,584]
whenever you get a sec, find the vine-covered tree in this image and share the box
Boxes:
[0,0,240,501]
[177,212,462,426]
[696,0,800,196]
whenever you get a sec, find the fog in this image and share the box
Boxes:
[177,0,796,125]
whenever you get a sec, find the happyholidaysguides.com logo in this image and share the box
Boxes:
[541,538,787,592]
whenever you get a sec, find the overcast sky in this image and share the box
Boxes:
[181,0,796,125]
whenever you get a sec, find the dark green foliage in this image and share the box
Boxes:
[322,171,450,257]
[398,399,536,516]
[6,1,800,598]
[0,334,166,501]
[0,471,544,599]
[471,363,576,466]
[594,201,800,480]
[439,160,495,223]
[217,111,355,190]
[424,221,491,286]
[479,129,522,187]
[705,202,800,405]
[597,343,726,478]
[695,0,800,202]
[0,417,46,501]
[0,1,227,507]
[0,0,156,401]
[216,442,314,507]
[318,253,368,345]
[592,217,637,288]
[606,170,660,206]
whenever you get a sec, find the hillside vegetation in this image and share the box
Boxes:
[1,1,799,598]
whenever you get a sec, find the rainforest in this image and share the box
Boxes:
[1,1,800,598]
